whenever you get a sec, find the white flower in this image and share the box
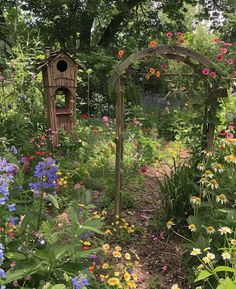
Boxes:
[202,170,214,178]
[222,252,231,260]
[216,194,227,204]
[207,252,215,260]
[218,226,232,235]
[190,196,201,205]
[212,163,223,173]
[171,284,180,289]
[190,248,202,256]
[197,163,204,171]
[207,179,219,190]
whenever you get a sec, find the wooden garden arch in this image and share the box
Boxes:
[110,45,227,215]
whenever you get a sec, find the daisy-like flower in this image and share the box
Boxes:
[218,226,232,235]
[171,284,180,289]
[202,170,214,178]
[115,246,122,251]
[188,224,197,232]
[224,155,236,164]
[202,256,210,264]
[197,163,204,171]
[216,194,227,204]
[207,226,215,234]
[190,248,202,256]
[102,244,110,252]
[125,253,131,260]
[190,196,201,205]
[208,179,219,190]
[166,220,175,229]
[199,177,208,185]
[212,163,223,173]
[197,264,204,271]
[230,239,236,245]
[102,263,109,269]
[222,252,231,260]
[112,250,122,258]
[207,252,215,260]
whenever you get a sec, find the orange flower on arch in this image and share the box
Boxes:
[145,74,150,80]
[117,50,124,58]
[149,67,155,74]
[155,71,161,78]
[149,40,157,48]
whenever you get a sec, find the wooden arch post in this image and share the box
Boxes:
[110,45,227,216]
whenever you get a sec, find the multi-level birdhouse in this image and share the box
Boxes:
[38,49,79,147]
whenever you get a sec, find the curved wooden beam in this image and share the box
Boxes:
[110,45,212,87]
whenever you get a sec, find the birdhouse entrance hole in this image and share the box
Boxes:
[57,60,68,72]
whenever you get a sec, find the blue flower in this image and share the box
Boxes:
[1,285,6,289]
[0,268,6,279]
[9,217,19,226]
[81,277,89,286]
[8,203,16,212]
[71,277,81,289]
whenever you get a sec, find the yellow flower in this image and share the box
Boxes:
[218,226,232,235]
[224,154,236,164]
[103,244,110,252]
[207,226,215,234]
[114,272,120,277]
[124,286,129,289]
[190,248,201,256]
[102,263,109,269]
[113,250,122,258]
[124,272,131,281]
[188,224,197,232]
[212,163,223,173]
[104,229,113,235]
[107,277,120,286]
[208,179,219,190]
[132,274,138,281]
[125,253,131,260]
[171,284,180,289]
[197,264,204,271]
[216,194,227,204]
[197,163,204,171]
[127,227,135,233]
[166,220,175,229]
[127,280,137,288]
[115,246,122,251]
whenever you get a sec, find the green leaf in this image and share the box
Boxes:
[214,266,236,274]
[51,284,66,289]
[5,252,27,261]
[195,269,213,281]
[216,277,236,289]
[79,225,104,235]
[47,194,59,209]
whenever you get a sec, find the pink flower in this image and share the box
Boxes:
[161,64,167,71]
[220,47,227,54]
[213,37,219,43]
[227,124,234,130]
[202,68,210,75]
[217,53,223,61]
[166,32,173,38]
[227,132,234,139]
[223,42,232,46]
[102,116,109,123]
[210,71,217,79]
[161,265,168,272]
[228,58,234,65]
[219,129,227,137]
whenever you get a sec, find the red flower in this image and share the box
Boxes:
[166,32,173,38]
[228,58,234,65]
[180,39,184,44]
[202,68,210,75]
[140,166,148,174]
[223,42,232,46]
[216,53,223,61]
[177,32,183,38]
[149,67,155,74]
[35,151,45,156]
[145,74,150,80]
[220,47,227,54]
[210,71,217,79]
[92,129,98,135]
[83,246,89,251]
[28,155,34,161]
[219,130,227,137]
[213,37,219,43]
[81,114,88,119]
[161,64,167,71]
[149,40,157,48]
[117,49,124,58]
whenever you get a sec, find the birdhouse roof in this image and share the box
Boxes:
[37,49,84,70]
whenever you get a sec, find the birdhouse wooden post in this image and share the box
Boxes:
[38,49,78,147]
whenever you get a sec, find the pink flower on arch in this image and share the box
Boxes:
[102,116,109,124]
[213,37,219,43]
[228,59,234,65]
[202,68,210,75]
[220,47,227,54]
[217,53,223,61]
[210,71,217,79]
[166,32,173,38]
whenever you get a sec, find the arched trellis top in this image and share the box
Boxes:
[110,45,227,216]
[110,45,213,87]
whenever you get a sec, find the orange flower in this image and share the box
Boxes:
[149,67,155,74]
[88,265,95,272]
[145,74,150,80]
[155,71,161,78]
[149,40,157,48]
[117,50,124,58]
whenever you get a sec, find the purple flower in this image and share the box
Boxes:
[8,203,16,212]
[0,268,6,279]
[81,277,89,286]
[9,217,19,226]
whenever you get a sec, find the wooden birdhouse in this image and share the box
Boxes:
[38,49,80,147]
